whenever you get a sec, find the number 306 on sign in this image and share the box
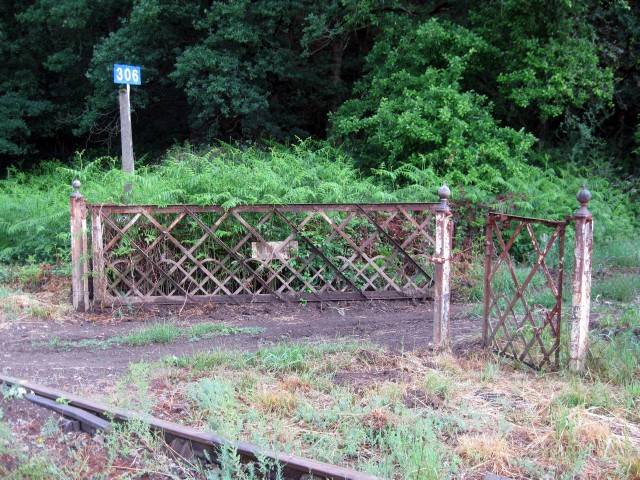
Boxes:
[113,64,141,85]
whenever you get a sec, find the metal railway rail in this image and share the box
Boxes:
[0,374,384,480]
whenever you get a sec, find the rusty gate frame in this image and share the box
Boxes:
[482,212,569,369]
[70,180,454,346]
[482,184,595,372]
[88,202,443,307]
[72,180,594,362]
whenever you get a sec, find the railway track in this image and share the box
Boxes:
[0,373,384,480]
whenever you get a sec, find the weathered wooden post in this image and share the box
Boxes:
[114,64,141,196]
[119,85,134,195]
[570,185,593,371]
[91,204,106,311]
[433,183,453,348]
[70,180,89,311]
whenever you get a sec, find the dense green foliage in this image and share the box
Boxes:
[0,0,638,174]
[0,140,637,263]
[0,141,386,261]
[331,18,537,173]
[0,1,638,264]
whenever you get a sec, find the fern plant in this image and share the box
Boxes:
[1,139,637,265]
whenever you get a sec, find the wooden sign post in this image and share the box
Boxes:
[119,84,134,193]
[113,64,141,195]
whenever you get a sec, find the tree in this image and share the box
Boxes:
[172,0,335,141]
[0,2,53,161]
[469,0,615,147]
[5,0,129,161]
[81,0,201,154]
[171,0,425,141]
[331,18,536,180]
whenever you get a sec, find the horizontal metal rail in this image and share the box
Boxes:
[25,393,112,434]
[89,202,439,213]
[486,211,568,228]
[104,290,434,306]
[0,374,384,480]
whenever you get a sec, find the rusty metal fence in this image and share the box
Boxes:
[482,186,594,370]
[71,180,594,366]
[482,213,568,369]
[89,203,441,307]
[70,180,454,346]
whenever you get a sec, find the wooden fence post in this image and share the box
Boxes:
[119,85,134,195]
[91,206,105,310]
[70,180,89,311]
[433,183,453,348]
[570,185,593,371]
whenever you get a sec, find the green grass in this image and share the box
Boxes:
[585,303,640,387]
[247,340,362,374]
[166,349,247,371]
[0,287,14,299]
[173,342,456,478]
[593,236,640,269]
[187,323,266,341]
[10,319,640,479]
[587,331,640,386]
[165,340,364,374]
[144,337,640,478]
[113,323,182,346]
[37,322,265,350]
[592,274,640,303]
[45,338,110,350]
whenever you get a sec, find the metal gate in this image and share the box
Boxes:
[89,203,441,307]
[483,213,569,369]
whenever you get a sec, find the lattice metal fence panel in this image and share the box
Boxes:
[90,203,439,306]
[483,213,568,370]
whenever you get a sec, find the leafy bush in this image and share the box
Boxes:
[330,16,639,246]
[0,162,72,262]
[373,159,639,245]
[330,18,536,174]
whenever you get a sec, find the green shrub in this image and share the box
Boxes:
[331,19,535,175]
[330,17,639,247]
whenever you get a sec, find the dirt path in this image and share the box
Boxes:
[1,300,481,392]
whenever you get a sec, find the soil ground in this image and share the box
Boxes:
[0,298,482,474]
[1,300,480,392]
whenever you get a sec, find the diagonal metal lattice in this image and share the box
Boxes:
[90,203,439,306]
[483,213,568,370]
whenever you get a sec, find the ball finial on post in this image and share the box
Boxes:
[436,183,451,212]
[571,183,594,371]
[70,180,83,199]
[575,184,592,218]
